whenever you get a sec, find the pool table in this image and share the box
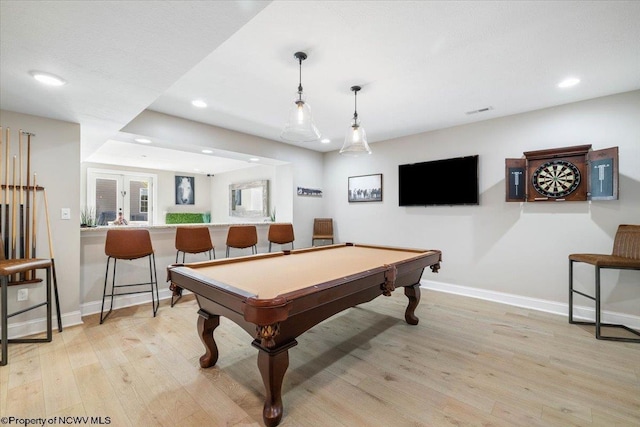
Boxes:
[167,243,442,426]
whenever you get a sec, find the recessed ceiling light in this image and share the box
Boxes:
[558,77,580,88]
[134,138,152,144]
[201,149,213,154]
[249,158,260,162]
[192,99,207,108]
[321,139,331,144]
[29,71,66,86]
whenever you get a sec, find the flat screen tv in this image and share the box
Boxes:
[398,155,479,206]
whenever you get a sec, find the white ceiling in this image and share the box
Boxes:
[2,1,640,174]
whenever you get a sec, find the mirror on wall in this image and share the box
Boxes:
[229,180,269,218]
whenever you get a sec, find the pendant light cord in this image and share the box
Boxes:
[298,57,303,99]
[353,89,358,121]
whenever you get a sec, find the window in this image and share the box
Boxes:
[140,188,148,213]
[87,168,157,225]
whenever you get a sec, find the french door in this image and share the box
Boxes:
[87,168,156,225]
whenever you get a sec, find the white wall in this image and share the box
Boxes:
[123,110,324,245]
[8,91,637,338]
[323,90,640,323]
[0,109,81,334]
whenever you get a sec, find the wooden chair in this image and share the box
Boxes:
[100,229,159,324]
[172,226,215,306]
[312,218,334,246]
[226,225,258,257]
[0,238,53,366]
[268,223,295,252]
[569,224,640,342]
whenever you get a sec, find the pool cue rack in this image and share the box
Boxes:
[0,127,62,330]
[0,182,46,285]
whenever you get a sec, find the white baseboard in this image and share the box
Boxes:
[3,282,638,339]
[2,310,83,340]
[1,289,177,340]
[80,288,175,317]
[421,279,640,330]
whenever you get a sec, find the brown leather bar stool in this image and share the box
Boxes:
[172,226,215,307]
[175,226,215,263]
[268,223,295,252]
[0,241,52,366]
[226,225,258,257]
[100,229,159,324]
[569,224,640,342]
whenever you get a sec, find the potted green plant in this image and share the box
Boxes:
[80,207,96,227]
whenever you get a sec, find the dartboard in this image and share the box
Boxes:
[532,159,581,198]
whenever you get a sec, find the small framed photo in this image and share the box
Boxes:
[297,186,323,197]
[175,175,195,205]
[348,174,383,202]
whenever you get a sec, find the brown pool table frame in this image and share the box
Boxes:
[167,243,441,426]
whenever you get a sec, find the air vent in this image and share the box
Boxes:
[466,106,494,115]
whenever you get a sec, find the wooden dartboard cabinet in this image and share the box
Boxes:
[505,144,619,202]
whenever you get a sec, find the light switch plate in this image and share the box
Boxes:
[61,208,71,220]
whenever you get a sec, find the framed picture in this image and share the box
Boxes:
[175,175,195,205]
[297,186,323,197]
[348,173,383,202]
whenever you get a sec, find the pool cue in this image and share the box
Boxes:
[31,173,37,259]
[43,188,62,332]
[11,156,17,282]
[18,132,24,278]
[25,132,32,279]
[3,128,9,257]
[11,156,17,260]
[0,126,3,251]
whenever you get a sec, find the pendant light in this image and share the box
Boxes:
[281,51,321,142]
[339,85,371,156]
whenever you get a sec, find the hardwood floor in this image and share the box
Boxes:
[1,290,639,426]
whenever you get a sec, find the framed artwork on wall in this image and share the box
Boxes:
[348,173,383,202]
[297,186,323,197]
[175,175,195,205]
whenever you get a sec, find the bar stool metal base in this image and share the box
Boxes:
[1,265,52,366]
[100,254,159,324]
[569,260,640,343]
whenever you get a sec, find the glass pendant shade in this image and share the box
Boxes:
[340,85,371,155]
[281,51,321,142]
[281,94,321,142]
[339,118,371,155]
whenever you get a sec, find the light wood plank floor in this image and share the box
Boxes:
[1,290,639,426]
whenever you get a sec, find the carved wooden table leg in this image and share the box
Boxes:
[197,309,220,368]
[404,283,421,325]
[254,341,297,427]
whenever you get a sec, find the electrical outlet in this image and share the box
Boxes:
[17,288,28,301]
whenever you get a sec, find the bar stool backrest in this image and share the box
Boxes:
[105,229,154,260]
[226,225,258,249]
[268,224,295,245]
[612,224,640,259]
[176,227,214,254]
